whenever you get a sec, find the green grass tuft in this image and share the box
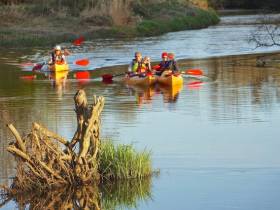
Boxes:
[98,140,152,180]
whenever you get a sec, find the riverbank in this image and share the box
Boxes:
[0,2,219,48]
[217,9,265,16]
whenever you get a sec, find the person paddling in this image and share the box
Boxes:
[127,52,143,77]
[141,56,152,75]
[167,52,179,74]
[154,52,170,76]
[49,45,70,65]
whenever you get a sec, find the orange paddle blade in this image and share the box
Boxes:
[152,65,161,70]
[20,75,36,80]
[75,71,90,80]
[185,69,203,76]
[73,36,85,46]
[75,59,89,66]
[187,81,203,89]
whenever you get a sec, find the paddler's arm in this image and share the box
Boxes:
[64,49,71,56]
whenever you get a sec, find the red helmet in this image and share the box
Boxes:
[168,53,175,59]
[161,52,168,58]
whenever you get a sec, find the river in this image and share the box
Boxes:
[1,14,280,210]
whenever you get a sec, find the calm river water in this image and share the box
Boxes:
[1,14,280,210]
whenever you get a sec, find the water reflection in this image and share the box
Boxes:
[0,178,152,210]
[128,86,155,106]
[49,71,68,87]
[159,84,183,103]
[125,83,184,106]
[2,52,280,210]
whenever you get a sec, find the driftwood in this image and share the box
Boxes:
[4,90,105,194]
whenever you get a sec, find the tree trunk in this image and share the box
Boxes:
[3,90,105,194]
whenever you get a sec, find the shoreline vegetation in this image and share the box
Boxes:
[0,0,219,47]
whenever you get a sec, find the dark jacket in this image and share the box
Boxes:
[168,60,179,72]
[158,61,170,71]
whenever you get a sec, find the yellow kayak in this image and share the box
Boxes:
[124,75,156,86]
[49,63,69,72]
[157,73,184,86]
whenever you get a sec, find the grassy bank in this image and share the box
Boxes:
[0,1,219,48]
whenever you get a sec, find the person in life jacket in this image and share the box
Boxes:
[167,53,179,74]
[155,52,170,76]
[127,52,143,77]
[49,45,70,65]
[141,56,152,75]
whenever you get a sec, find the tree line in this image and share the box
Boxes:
[209,0,280,10]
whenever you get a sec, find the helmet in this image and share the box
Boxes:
[54,45,61,51]
[161,52,168,58]
[168,53,175,59]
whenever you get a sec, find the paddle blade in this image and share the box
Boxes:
[152,65,160,70]
[20,75,36,80]
[73,36,85,46]
[75,71,90,80]
[20,62,34,67]
[32,63,44,71]
[102,74,114,84]
[185,69,203,76]
[75,59,89,66]
[102,74,113,80]
[187,81,203,89]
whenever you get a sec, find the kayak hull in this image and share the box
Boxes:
[124,75,156,86]
[157,74,184,86]
[49,63,69,72]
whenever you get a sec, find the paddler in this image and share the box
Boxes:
[154,52,170,76]
[49,45,70,65]
[127,52,143,77]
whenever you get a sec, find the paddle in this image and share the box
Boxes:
[32,62,46,71]
[102,73,126,82]
[182,69,203,76]
[73,36,85,46]
[75,59,90,66]
[20,62,35,67]
[20,75,36,80]
[29,36,87,71]
[152,65,160,70]
[74,71,90,80]
[187,81,203,89]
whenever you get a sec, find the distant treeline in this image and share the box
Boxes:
[209,0,280,10]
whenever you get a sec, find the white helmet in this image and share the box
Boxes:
[54,45,61,51]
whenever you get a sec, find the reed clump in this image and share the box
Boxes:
[99,140,152,180]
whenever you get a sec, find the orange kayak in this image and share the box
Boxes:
[124,75,156,86]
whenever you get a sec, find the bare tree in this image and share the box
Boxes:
[249,14,280,48]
